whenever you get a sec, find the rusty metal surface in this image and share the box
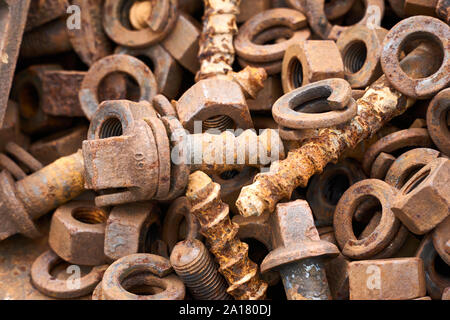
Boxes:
[427,88,450,156]
[104,202,160,262]
[282,41,344,92]
[236,44,440,218]
[170,239,231,300]
[0,0,31,127]
[381,16,450,99]
[348,258,426,300]
[79,54,158,120]
[261,200,339,300]
[337,26,387,89]
[392,157,450,235]
[186,171,268,300]
[48,201,108,266]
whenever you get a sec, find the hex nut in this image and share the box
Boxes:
[48,201,109,266]
[282,41,344,93]
[175,78,253,133]
[392,157,450,235]
[348,258,426,300]
[337,25,388,88]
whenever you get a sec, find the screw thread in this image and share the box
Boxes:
[171,239,231,300]
[189,128,285,174]
[186,171,268,300]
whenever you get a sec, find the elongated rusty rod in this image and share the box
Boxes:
[236,43,440,217]
[186,171,268,300]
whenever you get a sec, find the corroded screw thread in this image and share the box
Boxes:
[236,43,441,218]
[186,171,268,300]
[196,0,240,80]
[20,18,72,58]
[170,239,231,300]
[188,128,285,174]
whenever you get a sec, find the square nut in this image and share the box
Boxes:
[392,157,450,235]
[348,258,426,300]
[281,40,344,93]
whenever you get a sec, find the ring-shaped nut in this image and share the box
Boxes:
[272,78,355,129]
[234,8,310,63]
[152,94,177,118]
[297,0,384,40]
[162,196,201,253]
[433,216,450,266]
[362,128,433,175]
[102,0,178,48]
[416,235,450,299]
[337,25,388,88]
[31,250,107,299]
[334,179,400,259]
[385,148,441,189]
[381,16,450,99]
[115,45,182,100]
[427,88,450,156]
[237,56,283,75]
[101,253,185,300]
[79,54,158,120]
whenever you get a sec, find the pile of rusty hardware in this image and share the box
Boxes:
[0,0,449,301]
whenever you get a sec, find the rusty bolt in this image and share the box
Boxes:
[336,26,388,89]
[282,41,344,93]
[392,157,450,235]
[48,201,109,266]
[348,258,426,300]
[186,171,268,300]
[334,179,401,259]
[261,200,339,300]
[170,239,231,300]
[0,150,85,241]
[83,99,284,207]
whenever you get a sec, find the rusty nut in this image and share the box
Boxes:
[337,25,388,89]
[174,78,253,133]
[392,157,450,235]
[348,258,426,300]
[48,201,109,266]
[282,41,344,93]
[104,202,161,262]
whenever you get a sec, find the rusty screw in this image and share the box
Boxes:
[170,239,231,300]
[261,200,339,300]
[185,171,268,300]
[0,150,85,241]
